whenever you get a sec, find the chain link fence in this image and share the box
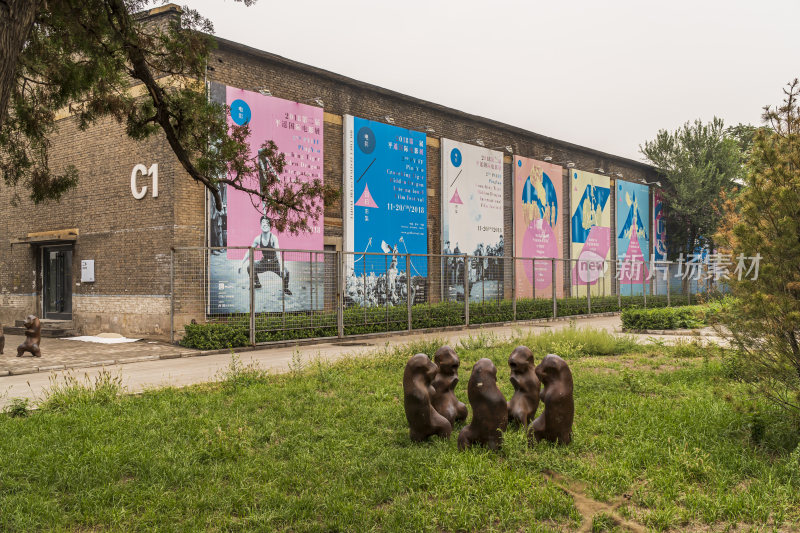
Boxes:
[171,247,727,344]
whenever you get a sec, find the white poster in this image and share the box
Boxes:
[441,139,504,301]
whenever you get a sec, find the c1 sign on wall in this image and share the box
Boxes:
[131,163,158,199]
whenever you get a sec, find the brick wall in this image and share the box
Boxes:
[0,16,660,339]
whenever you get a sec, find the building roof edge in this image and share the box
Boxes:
[214,37,654,172]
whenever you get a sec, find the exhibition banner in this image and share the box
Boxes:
[441,139,504,302]
[616,180,650,295]
[343,115,428,306]
[653,190,666,261]
[570,169,611,297]
[653,190,667,295]
[208,84,324,313]
[513,156,563,299]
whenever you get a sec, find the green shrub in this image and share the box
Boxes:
[695,295,737,325]
[181,323,250,350]
[181,294,675,350]
[5,397,30,418]
[621,306,705,330]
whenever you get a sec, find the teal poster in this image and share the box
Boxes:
[616,180,650,295]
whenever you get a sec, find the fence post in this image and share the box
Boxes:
[586,260,592,314]
[337,251,344,338]
[616,261,621,310]
[385,253,389,328]
[687,276,691,306]
[249,247,255,346]
[407,254,412,332]
[363,251,367,325]
[552,258,557,318]
[666,262,671,306]
[512,257,517,322]
[642,259,647,308]
[281,250,286,329]
[464,254,470,327]
[170,248,175,344]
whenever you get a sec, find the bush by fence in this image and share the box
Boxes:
[182,294,686,349]
[620,306,706,331]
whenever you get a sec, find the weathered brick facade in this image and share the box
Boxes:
[0,5,659,339]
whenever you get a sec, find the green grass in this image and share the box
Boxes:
[1,327,798,531]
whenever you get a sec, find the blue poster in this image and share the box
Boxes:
[616,180,650,295]
[344,116,427,305]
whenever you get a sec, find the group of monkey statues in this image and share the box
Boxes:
[0,315,43,358]
[402,345,573,449]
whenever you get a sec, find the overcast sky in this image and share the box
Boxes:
[180,0,799,161]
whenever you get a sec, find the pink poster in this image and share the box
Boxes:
[225,87,324,257]
[571,226,611,286]
[513,156,563,299]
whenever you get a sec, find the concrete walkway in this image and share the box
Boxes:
[0,315,720,410]
[0,334,185,375]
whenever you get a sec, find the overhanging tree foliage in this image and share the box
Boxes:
[717,79,800,416]
[0,0,333,234]
[640,117,743,258]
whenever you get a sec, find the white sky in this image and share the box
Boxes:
[180,0,800,161]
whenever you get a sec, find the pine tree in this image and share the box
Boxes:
[0,1,333,234]
[640,118,743,258]
[717,79,800,415]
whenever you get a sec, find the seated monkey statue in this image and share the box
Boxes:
[403,353,452,442]
[17,315,42,358]
[507,345,540,427]
[431,345,468,425]
[529,354,574,445]
[458,358,508,451]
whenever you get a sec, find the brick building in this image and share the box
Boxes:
[0,5,660,339]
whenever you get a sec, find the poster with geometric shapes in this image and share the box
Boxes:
[653,190,667,295]
[616,180,650,295]
[343,115,427,306]
[570,169,611,297]
[653,190,666,262]
[207,83,324,314]
[441,139,505,302]
[513,156,563,299]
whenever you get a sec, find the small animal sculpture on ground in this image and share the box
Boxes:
[403,353,452,442]
[431,345,468,425]
[529,354,574,445]
[17,315,42,358]
[0,323,5,354]
[507,345,540,427]
[458,358,508,451]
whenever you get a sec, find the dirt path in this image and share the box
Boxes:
[542,470,646,533]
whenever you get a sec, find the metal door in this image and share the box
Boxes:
[43,246,73,320]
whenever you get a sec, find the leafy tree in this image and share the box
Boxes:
[717,79,800,417]
[640,117,743,258]
[0,0,332,234]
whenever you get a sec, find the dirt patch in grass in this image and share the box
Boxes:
[543,470,646,533]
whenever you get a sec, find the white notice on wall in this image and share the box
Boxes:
[81,260,95,282]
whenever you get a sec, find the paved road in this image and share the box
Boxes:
[0,315,717,410]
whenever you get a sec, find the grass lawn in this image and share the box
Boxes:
[1,327,799,532]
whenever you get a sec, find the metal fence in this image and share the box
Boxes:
[170,246,726,344]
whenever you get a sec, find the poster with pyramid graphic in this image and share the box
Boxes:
[441,139,504,302]
[343,115,428,306]
[617,180,650,295]
[513,156,563,299]
[570,169,611,297]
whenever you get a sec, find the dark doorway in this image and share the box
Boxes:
[42,246,73,320]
